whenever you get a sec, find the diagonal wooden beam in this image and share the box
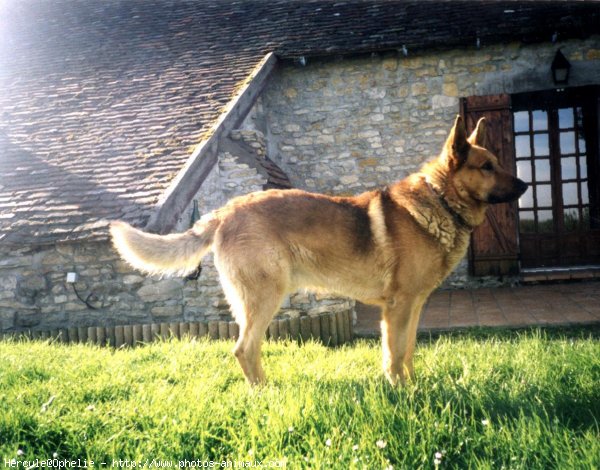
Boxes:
[145,52,278,234]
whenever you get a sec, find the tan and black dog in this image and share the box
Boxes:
[111,116,527,385]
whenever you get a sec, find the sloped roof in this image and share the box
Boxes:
[1,0,598,245]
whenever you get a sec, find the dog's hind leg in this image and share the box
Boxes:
[232,299,280,385]
[217,260,287,385]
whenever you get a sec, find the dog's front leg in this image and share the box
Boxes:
[380,294,425,386]
[380,296,410,386]
[402,294,429,382]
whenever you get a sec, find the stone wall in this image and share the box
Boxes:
[244,38,600,285]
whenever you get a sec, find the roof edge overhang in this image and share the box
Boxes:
[144,52,278,234]
[276,31,600,66]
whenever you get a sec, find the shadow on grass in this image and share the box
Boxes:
[304,375,599,436]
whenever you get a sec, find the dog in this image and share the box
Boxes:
[110,116,527,385]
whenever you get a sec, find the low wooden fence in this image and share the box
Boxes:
[1,309,354,348]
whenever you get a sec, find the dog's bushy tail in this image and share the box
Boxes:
[110,216,219,277]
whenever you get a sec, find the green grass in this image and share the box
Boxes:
[1,328,599,469]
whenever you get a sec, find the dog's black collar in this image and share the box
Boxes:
[425,181,474,232]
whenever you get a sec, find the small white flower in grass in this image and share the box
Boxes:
[434,458,441,466]
[435,452,443,460]
[352,444,359,451]
[53,452,59,459]
[288,426,294,433]
[325,438,332,447]
[376,439,387,449]
[41,395,56,413]
[481,419,490,426]
[17,450,24,457]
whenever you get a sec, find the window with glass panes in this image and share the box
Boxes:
[514,107,590,234]
[557,107,590,231]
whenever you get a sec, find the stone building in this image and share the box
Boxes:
[1,1,599,334]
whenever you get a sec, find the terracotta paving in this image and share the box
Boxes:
[354,281,600,337]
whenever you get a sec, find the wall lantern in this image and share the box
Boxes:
[551,49,571,85]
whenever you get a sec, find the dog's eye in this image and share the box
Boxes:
[481,162,494,172]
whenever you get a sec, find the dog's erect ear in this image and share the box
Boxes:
[444,115,470,168]
[468,117,487,148]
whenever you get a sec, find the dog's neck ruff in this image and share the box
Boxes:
[425,181,475,232]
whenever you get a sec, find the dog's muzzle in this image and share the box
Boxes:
[487,178,528,204]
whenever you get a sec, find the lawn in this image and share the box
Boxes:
[1,328,599,469]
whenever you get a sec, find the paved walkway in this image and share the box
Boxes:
[354,280,600,337]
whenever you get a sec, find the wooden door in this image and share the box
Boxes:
[461,94,521,276]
